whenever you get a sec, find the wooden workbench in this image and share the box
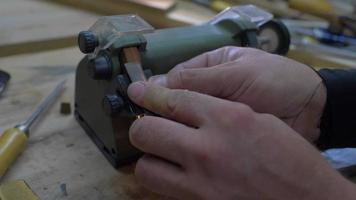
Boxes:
[0,1,355,199]
[0,0,98,57]
[1,49,354,200]
[0,48,166,200]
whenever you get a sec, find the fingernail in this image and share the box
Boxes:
[149,75,167,86]
[128,82,146,101]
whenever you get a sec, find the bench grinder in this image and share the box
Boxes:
[75,5,291,167]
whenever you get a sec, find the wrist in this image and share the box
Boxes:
[310,174,356,200]
[303,160,356,200]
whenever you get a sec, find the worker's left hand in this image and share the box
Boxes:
[127,82,355,200]
[149,47,326,143]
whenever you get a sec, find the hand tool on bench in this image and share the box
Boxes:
[0,80,65,178]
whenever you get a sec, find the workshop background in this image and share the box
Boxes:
[0,0,356,199]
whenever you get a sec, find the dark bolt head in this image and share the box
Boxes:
[87,56,112,80]
[78,31,99,54]
[103,94,125,116]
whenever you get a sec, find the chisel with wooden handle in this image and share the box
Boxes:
[0,80,65,178]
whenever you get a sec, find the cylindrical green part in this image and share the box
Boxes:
[112,19,258,75]
[140,20,257,74]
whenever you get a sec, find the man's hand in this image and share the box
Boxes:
[127,82,354,200]
[150,47,326,142]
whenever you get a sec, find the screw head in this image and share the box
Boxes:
[87,56,112,80]
[102,94,125,116]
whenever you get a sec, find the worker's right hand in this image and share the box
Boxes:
[149,47,327,143]
[127,82,355,200]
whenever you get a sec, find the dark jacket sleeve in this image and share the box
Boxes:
[317,69,356,150]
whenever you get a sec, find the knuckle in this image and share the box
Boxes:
[179,69,195,82]
[221,46,238,52]
[220,46,262,61]
[168,69,194,89]
[260,112,275,119]
[222,46,240,59]
[237,48,264,59]
[259,113,278,122]
[167,70,183,88]
[234,104,255,120]
[191,143,212,163]
[242,47,261,53]
[166,91,180,116]
[219,103,255,125]
[220,46,233,53]
[166,90,191,117]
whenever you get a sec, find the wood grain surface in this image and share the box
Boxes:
[0,48,167,200]
[0,0,98,57]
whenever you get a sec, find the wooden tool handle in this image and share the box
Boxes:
[289,0,337,21]
[0,128,27,178]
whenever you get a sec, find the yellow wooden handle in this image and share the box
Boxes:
[0,180,40,200]
[289,0,334,17]
[0,128,28,178]
[211,1,231,12]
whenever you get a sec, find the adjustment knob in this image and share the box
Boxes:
[78,31,99,54]
[87,56,112,80]
[102,94,125,116]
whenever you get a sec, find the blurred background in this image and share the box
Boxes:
[0,1,356,199]
[1,0,356,68]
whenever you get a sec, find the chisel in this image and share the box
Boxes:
[0,80,65,178]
